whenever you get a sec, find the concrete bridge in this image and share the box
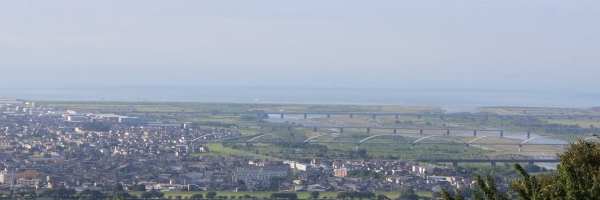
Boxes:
[160,122,596,139]
[194,139,566,154]
[111,111,600,119]
[195,139,567,148]
[212,141,567,146]
[415,158,559,167]
[294,126,523,138]
[177,122,542,139]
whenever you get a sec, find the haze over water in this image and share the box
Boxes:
[2,86,598,113]
[2,0,599,113]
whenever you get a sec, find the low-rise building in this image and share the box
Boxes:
[233,167,288,186]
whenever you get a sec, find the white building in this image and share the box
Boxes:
[0,169,15,185]
[233,167,288,186]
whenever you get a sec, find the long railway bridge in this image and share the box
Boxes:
[111,110,600,119]
[188,132,580,152]
[163,122,599,139]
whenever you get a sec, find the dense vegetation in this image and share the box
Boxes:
[442,138,600,200]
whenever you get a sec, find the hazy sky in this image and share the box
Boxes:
[1,0,599,91]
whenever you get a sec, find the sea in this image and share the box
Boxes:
[1,86,598,113]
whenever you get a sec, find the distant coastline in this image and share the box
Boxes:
[1,86,598,113]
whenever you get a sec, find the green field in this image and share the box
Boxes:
[544,119,600,128]
[39,101,442,114]
[477,107,600,116]
[40,101,597,161]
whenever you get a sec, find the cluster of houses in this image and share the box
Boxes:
[0,99,475,194]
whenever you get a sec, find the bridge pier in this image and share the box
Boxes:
[393,129,397,134]
[327,114,331,118]
[340,128,344,133]
[473,130,477,137]
[349,114,353,118]
[303,114,308,119]
[446,129,450,135]
[500,131,504,138]
[420,129,424,134]
[313,127,318,132]
[527,131,531,139]
[464,144,469,149]
[367,128,371,133]
[411,143,415,150]
[519,144,523,152]
[280,113,284,119]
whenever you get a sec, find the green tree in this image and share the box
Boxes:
[48,188,77,199]
[154,189,165,198]
[28,191,37,198]
[336,192,351,200]
[206,192,217,199]
[190,194,204,199]
[270,193,298,200]
[310,191,320,199]
[376,194,389,200]
[111,191,133,200]
[141,189,164,199]
[357,149,368,158]
[141,192,153,199]
[359,192,375,200]
[113,183,124,192]
[130,184,147,191]
[269,177,287,191]
[397,187,418,200]
[510,138,600,200]
[78,189,105,200]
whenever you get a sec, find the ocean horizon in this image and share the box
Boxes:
[1,86,598,113]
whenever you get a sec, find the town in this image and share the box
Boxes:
[0,99,533,199]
